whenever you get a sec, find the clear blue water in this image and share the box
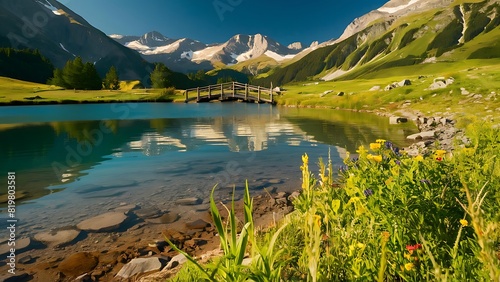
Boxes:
[0,103,417,234]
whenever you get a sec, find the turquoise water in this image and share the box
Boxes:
[0,103,417,233]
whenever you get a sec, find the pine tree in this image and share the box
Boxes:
[150,63,173,88]
[103,66,120,90]
[62,56,84,89]
[47,68,66,87]
[81,62,102,90]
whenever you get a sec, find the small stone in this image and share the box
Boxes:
[165,253,187,270]
[175,197,203,206]
[185,219,210,230]
[407,130,436,140]
[145,213,180,224]
[134,207,162,219]
[18,255,34,264]
[369,85,381,91]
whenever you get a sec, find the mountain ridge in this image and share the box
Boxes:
[111,31,317,73]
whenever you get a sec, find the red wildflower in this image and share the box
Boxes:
[406,244,422,251]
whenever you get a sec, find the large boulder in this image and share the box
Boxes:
[58,252,98,277]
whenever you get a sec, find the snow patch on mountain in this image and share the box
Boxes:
[264,51,296,62]
[192,45,224,61]
[37,0,62,15]
[378,0,421,14]
[109,34,124,39]
[125,41,151,51]
[180,50,193,60]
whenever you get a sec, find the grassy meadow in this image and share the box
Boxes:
[275,59,500,119]
[0,77,185,104]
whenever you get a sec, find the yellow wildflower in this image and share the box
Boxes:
[357,242,365,249]
[367,154,383,162]
[414,155,424,161]
[312,214,322,228]
[356,145,367,155]
[404,253,412,260]
[435,149,446,156]
[376,139,386,144]
[460,219,468,227]
[404,262,415,271]
[370,142,381,150]
[302,154,309,165]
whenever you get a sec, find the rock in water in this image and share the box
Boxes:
[185,219,211,229]
[115,257,163,279]
[58,252,98,277]
[175,197,202,206]
[77,212,128,232]
[34,229,81,247]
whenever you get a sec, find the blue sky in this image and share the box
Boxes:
[57,0,388,45]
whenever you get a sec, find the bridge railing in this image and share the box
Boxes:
[185,82,274,103]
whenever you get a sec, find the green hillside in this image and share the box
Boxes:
[253,0,500,86]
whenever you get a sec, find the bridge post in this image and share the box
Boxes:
[245,84,248,101]
[197,87,200,102]
[221,84,224,100]
[258,86,261,102]
[270,87,273,104]
[208,85,212,99]
[185,90,188,103]
[232,82,235,98]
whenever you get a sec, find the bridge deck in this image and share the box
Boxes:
[185,82,275,104]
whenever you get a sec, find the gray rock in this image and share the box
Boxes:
[428,81,447,90]
[397,79,411,87]
[175,197,202,206]
[165,253,187,270]
[337,91,345,96]
[135,207,162,219]
[407,130,436,140]
[77,212,128,232]
[34,229,81,247]
[116,257,163,279]
[369,85,381,91]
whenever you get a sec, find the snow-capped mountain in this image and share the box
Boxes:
[111,32,308,73]
[0,0,152,80]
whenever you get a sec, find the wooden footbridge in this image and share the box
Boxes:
[184,82,275,104]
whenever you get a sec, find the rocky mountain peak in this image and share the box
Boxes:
[288,42,303,50]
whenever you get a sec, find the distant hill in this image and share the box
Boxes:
[254,0,500,86]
